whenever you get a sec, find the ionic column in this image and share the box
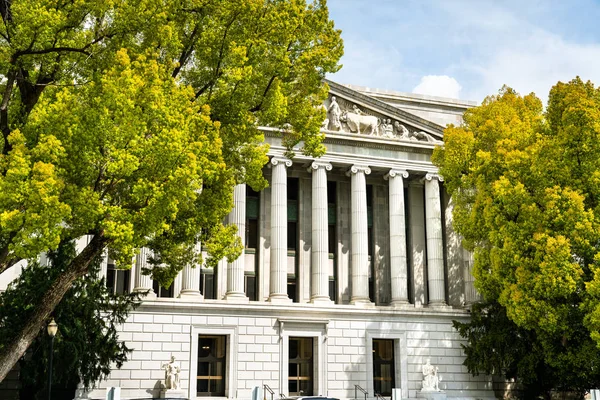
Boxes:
[269,156,293,302]
[310,161,333,304]
[385,169,409,306]
[226,184,249,301]
[180,241,203,300]
[133,247,156,298]
[424,173,446,306]
[347,165,372,305]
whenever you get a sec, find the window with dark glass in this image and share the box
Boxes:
[287,178,299,302]
[367,184,374,302]
[246,186,260,249]
[289,337,314,396]
[328,180,337,302]
[152,280,174,298]
[106,263,131,295]
[200,269,215,300]
[373,339,395,396]
[197,335,227,397]
[245,185,260,300]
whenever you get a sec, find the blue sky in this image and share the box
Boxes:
[326,0,600,103]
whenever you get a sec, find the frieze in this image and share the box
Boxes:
[323,95,443,144]
[325,79,445,135]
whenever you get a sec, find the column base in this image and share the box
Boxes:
[350,297,374,307]
[310,296,333,305]
[268,294,292,304]
[133,288,156,298]
[179,290,203,301]
[390,300,412,308]
[428,301,451,310]
[224,292,249,303]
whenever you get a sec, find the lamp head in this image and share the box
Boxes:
[47,318,58,338]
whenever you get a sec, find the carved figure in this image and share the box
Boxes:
[327,96,342,131]
[162,355,181,390]
[411,131,441,143]
[352,104,364,115]
[421,358,441,392]
[393,121,410,139]
[381,118,394,138]
[341,110,379,135]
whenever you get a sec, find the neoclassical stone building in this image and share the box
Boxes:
[2,81,496,400]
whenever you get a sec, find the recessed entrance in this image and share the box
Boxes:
[372,339,395,396]
[197,335,227,397]
[288,337,314,396]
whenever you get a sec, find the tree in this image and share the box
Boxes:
[0,0,343,380]
[433,79,600,396]
[0,241,140,399]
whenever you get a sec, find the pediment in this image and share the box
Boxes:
[322,80,444,144]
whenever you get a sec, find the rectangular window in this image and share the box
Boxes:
[246,186,260,249]
[152,280,174,298]
[197,335,227,397]
[367,185,374,302]
[372,339,395,396]
[287,178,299,251]
[289,337,314,396]
[200,269,215,300]
[287,276,297,303]
[328,181,337,302]
[106,263,131,295]
[245,274,256,301]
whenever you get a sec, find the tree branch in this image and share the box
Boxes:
[0,69,15,155]
[0,233,108,382]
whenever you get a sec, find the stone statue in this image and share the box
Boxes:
[162,355,181,390]
[352,104,364,115]
[327,96,342,131]
[393,121,410,139]
[411,131,441,143]
[421,358,441,392]
[341,110,379,135]
[381,118,394,138]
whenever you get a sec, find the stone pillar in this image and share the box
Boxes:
[385,169,409,306]
[226,184,249,301]
[133,247,156,298]
[347,165,372,305]
[269,156,292,302]
[310,161,333,304]
[180,241,203,299]
[424,173,446,306]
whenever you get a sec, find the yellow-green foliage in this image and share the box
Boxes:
[0,0,343,287]
[433,79,600,350]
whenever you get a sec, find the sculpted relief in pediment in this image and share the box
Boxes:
[322,96,441,144]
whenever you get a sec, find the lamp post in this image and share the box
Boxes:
[47,318,58,400]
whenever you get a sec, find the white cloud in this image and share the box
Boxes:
[412,75,462,99]
[466,29,600,104]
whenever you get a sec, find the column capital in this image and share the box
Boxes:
[270,156,293,168]
[384,169,409,180]
[308,160,332,173]
[424,172,444,182]
[346,165,371,176]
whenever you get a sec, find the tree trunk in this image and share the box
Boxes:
[0,234,107,382]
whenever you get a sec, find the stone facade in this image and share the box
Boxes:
[2,82,493,400]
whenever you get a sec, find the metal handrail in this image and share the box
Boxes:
[355,384,368,400]
[375,393,386,400]
[264,384,275,400]
[279,394,287,399]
